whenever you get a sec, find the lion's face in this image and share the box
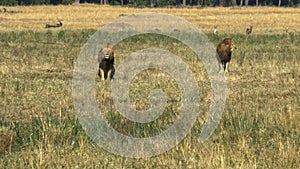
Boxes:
[101,46,114,60]
[224,39,237,52]
[230,42,237,52]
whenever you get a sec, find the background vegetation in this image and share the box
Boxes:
[1,0,299,7]
[0,5,299,168]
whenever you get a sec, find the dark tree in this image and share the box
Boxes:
[213,0,220,6]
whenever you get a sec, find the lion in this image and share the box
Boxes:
[216,38,237,73]
[98,44,115,80]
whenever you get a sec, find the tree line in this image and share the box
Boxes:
[0,0,299,7]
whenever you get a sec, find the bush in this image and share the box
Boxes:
[0,0,18,6]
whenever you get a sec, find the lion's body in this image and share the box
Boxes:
[216,38,236,72]
[98,46,115,80]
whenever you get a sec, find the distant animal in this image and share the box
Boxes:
[285,27,296,35]
[1,8,19,13]
[213,26,218,35]
[98,44,115,80]
[45,19,62,28]
[0,8,21,14]
[216,38,237,73]
[284,27,289,34]
[1,8,7,12]
[119,13,128,17]
[246,25,253,35]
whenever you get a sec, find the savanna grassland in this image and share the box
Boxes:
[0,4,299,168]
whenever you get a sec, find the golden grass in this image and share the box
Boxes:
[0,5,299,168]
[0,4,300,34]
[0,127,14,154]
[0,29,299,168]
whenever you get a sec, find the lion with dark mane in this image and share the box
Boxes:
[98,44,115,80]
[216,38,237,73]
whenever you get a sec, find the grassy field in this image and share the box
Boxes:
[0,4,299,168]
[1,4,300,34]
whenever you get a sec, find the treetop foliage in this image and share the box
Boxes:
[0,0,299,7]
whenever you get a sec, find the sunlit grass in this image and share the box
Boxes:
[0,6,299,168]
[0,5,300,34]
[0,29,299,168]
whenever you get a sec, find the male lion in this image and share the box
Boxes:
[98,44,115,80]
[216,38,237,73]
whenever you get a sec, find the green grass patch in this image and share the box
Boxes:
[0,30,299,168]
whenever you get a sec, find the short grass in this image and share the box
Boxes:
[0,5,300,34]
[0,5,299,169]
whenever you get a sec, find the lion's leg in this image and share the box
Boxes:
[98,68,101,77]
[109,67,115,80]
[225,62,230,72]
[107,70,111,80]
[99,69,105,80]
[222,62,227,72]
[104,70,108,80]
[218,63,223,73]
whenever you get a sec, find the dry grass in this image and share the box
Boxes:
[0,4,300,34]
[0,5,299,169]
[0,127,14,154]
